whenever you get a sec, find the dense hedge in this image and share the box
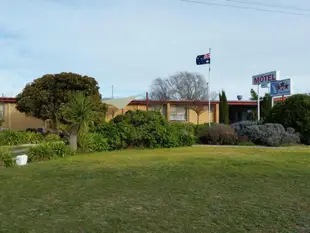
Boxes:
[28,142,75,162]
[0,146,15,168]
[94,110,195,150]
[197,124,237,145]
[78,133,109,152]
[0,130,62,146]
[231,121,300,147]
[265,94,310,144]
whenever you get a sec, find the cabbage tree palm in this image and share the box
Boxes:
[61,92,103,150]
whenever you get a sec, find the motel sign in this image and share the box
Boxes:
[252,71,279,86]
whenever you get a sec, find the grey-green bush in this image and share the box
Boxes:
[28,142,75,162]
[231,121,300,147]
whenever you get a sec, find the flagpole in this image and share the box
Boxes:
[208,48,211,127]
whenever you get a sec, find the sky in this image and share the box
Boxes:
[1,0,310,99]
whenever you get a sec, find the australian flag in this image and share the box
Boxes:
[196,53,211,65]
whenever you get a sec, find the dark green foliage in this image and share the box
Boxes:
[231,121,300,147]
[219,90,229,124]
[94,123,133,150]
[0,130,63,146]
[198,124,237,145]
[0,130,44,146]
[28,142,75,162]
[15,72,106,127]
[261,94,272,119]
[0,147,15,168]
[78,133,109,152]
[250,88,258,100]
[95,110,195,149]
[265,94,310,144]
[168,123,196,147]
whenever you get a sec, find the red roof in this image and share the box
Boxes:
[0,97,16,103]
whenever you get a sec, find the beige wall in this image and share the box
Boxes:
[105,103,220,124]
[0,101,220,131]
[1,103,45,130]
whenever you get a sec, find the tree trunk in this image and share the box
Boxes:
[197,114,200,125]
[69,133,78,151]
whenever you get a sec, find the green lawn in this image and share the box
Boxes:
[1,147,310,233]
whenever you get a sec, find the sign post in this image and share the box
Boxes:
[252,71,279,121]
[196,49,211,126]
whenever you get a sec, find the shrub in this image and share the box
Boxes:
[0,130,44,146]
[95,110,194,149]
[198,124,237,145]
[168,123,195,147]
[44,133,63,142]
[95,122,132,150]
[282,127,300,145]
[0,146,15,168]
[233,123,300,147]
[78,133,109,152]
[28,142,75,162]
[265,94,310,144]
[194,123,217,136]
[231,121,261,137]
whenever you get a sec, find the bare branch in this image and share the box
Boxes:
[149,71,209,101]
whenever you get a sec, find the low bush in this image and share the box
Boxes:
[198,124,238,145]
[78,133,109,152]
[95,122,132,150]
[44,133,63,142]
[0,130,44,146]
[0,146,15,168]
[95,111,195,149]
[28,142,75,162]
[194,123,217,136]
[168,123,195,147]
[231,121,300,147]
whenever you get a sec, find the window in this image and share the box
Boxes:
[149,104,163,112]
[170,105,187,121]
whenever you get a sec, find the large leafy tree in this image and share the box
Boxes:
[265,94,310,144]
[16,72,104,131]
[61,92,104,150]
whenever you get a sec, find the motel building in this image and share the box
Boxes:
[0,96,285,131]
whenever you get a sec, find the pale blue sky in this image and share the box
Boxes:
[1,0,309,99]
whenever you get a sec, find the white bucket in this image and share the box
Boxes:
[16,155,28,166]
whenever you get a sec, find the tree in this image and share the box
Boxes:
[189,102,207,125]
[219,90,229,124]
[261,93,272,119]
[150,71,217,101]
[250,88,258,101]
[265,94,310,144]
[16,72,103,132]
[61,92,103,150]
[249,89,272,119]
